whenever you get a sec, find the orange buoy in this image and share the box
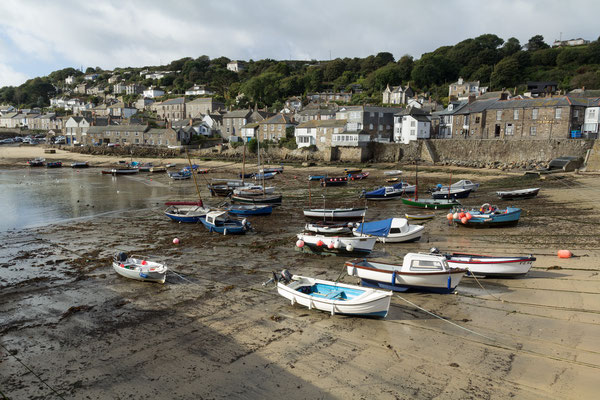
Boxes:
[446,213,453,220]
[466,212,472,220]
[461,217,468,224]
[557,250,572,258]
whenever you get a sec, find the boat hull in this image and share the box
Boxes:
[200,218,247,234]
[453,208,521,227]
[297,234,376,256]
[497,188,540,200]
[231,194,282,205]
[445,253,535,277]
[402,198,460,209]
[164,205,209,223]
[303,208,366,220]
[431,188,471,199]
[112,259,167,284]
[227,204,273,216]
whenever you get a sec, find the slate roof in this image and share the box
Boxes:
[87,124,148,134]
[296,119,347,128]
[453,98,500,115]
[259,114,295,125]
[159,97,185,106]
[223,109,252,118]
[486,96,587,110]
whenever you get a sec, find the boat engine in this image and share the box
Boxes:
[116,252,128,262]
[280,269,293,283]
[429,247,440,254]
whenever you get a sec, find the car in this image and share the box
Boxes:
[54,139,66,144]
[107,143,120,147]
[0,138,14,144]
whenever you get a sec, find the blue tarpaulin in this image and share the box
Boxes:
[354,218,393,237]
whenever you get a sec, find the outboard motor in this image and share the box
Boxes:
[116,252,128,262]
[280,269,293,283]
[429,247,440,254]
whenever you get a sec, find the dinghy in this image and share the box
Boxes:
[353,218,424,243]
[168,169,192,180]
[436,250,536,277]
[384,170,402,176]
[112,253,167,283]
[164,205,210,223]
[452,204,521,227]
[431,187,472,200]
[435,179,480,192]
[496,187,540,200]
[296,233,377,256]
[303,207,366,220]
[361,182,415,200]
[200,211,251,235]
[321,176,348,187]
[405,212,435,221]
[304,221,353,234]
[226,203,273,216]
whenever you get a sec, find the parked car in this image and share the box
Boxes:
[0,138,15,144]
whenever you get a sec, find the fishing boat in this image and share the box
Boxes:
[254,171,277,180]
[261,166,284,174]
[233,185,275,196]
[452,204,521,227]
[435,179,480,192]
[343,168,362,175]
[296,233,377,256]
[27,157,45,167]
[272,271,392,317]
[112,252,168,284]
[303,207,367,220]
[200,210,251,234]
[231,193,283,205]
[46,161,63,168]
[111,167,139,175]
[437,250,536,277]
[353,218,424,243]
[164,205,210,223]
[496,187,540,200]
[150,166,167,173]
[431,187,472,200]
[168,169,192,180]
[349,172,369,180]
[361,181,415,201]
[346,253,467,293]
[405,212,435,221]
[384,170,402,176]
[71,161,89,168]
[321,176,348,187]
[308,174,327,181]
[402,198,460,209]
[304,221,353,234]
[226,203,273,216]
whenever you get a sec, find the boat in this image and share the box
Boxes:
[304,221,353,235]
[497,187,540,200]
[46,161,63,168]
[402,197,461,209]
[254,171,277,180]
[135,162,153,172]
[168,169,192,180]
[346,253,467,293]
[165,163,177,168]
[296,233,377,256]
[226,203,273,216]
[164,205,210,223]
[349,172,369,180]
[71,161,89,168]
[164,201,203,206]
[438,251,536,277]
[384,170,402,176]
[405,212,435,221]
[239,172,255,179]
[361,181,415,201]
[386,177,400,183]
[200,210,251,234]
[435,179,480,192]
[111,168,139,175]
[197,168,210,174]
[112,252,168,284]
[452,205,522,227]
[261,166,284,174]
[431,187,472,200]
[272,272,392,317]
[303,207,367,221]
[27,157,45,167]
[353,218,424,243]
[308,174,327,181]
[208,179,251,197]
[231,193,283,205]
[321,177,348,187]
[150,166,167,173]
[233,185,275,196]
[343,168,362,175]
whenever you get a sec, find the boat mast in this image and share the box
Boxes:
[242,141,246,185]
[414,159,419,201]
[185,149,203,205]
[448,171,452,198]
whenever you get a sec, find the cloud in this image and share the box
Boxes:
[0,63,29,87]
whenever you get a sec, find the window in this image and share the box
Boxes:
[411,121,416,127]
[411,129,416,136]
[589,109,596,117]
[532,108,539,119]
[135,138,139,143]
[370,112,375,117]
[496,110,502,120]
[475,116,480,124]
[369,124,373,129]
[555,108,562,119]
[506,123,514,136]
[514,109,519,120]
[379,112,383,117]
[530,126,537,136]
[574,110,579,118]
[378,124,383,131]
[410,259,444,271]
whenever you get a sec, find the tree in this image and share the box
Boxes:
[365,63,404,92]
[374,52,395,67]
[491,56,520,89]
[502,37,521,57]
[570,71,600,89]
[397,55,414,82]
[526,35,549,52]
[323,59,346,82]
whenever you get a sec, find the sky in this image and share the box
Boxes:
[0,0,599,87]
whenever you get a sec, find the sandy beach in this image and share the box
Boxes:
[1,145,600,399]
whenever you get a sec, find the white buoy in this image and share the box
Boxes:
[346,244,354,252]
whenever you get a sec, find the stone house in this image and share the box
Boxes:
[449,77,486,100]
[126,84,144,95]
[295,119,348,150]
[108,102,137,118]
[154,97,186,121]
[307,91,352,103]
[135,98,154,111]
[431,100,467,138]
[28,113,63,131]
[185,97,225,118]
[382,84,414,105]
[144,127,187,146]
[143,87,165,98]
[75,83,89,94]
[295,106,337,123]
[86,124,149,146]
[335,106,401,142]
[450,97,500,139]
[257,114,296,142]
[222,109,272,140]
[0,112,19,128]
[285,97,302,112]
[582,98,600,138]
[240,122,259,142]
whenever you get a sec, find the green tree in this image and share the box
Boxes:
[526,35,549,52]
[491,56,520,88]
[502,37,521,57]
[397,55,414,82]
[365,63,404,92]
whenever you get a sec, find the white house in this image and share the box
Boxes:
[583,100,600,138]
[227,61,245,73]
[394,107,431,144]
[65,116,91,145]
[143,87,165,98]
[65,75,75,85]
[382,84,415,105]
[185,85,213,96]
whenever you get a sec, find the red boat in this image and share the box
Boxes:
[320,177,348,187]
[349,172,369,180]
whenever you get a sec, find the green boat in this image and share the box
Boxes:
[401,197,460,209]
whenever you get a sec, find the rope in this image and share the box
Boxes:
[468,272,505,302]
[0,341,65,399]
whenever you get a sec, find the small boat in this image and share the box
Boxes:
[136,163,153,172]
[196,168,210,174]
[254,171,277,180]
[497,187,540,200]
[386,177,400,183]
[164,205,210,223]
[305,221,353,235]
[431,187,472,200]
[405,212,435,221]
[71,161,89,168]
[349,172,369,180]
[150,166,167,173]
[321,176,348,187]
[27,157,45,167]
[165,163,177,168]
[226,203,273,216]
[343,168,362,175]
[296,233,377,256]
[303,207,366,221]
[233,185,275,196]
[46,161,63,168]
[261,166,284,174]
[361,182,415,201]
[384,170,402,176]
[200,210,250,234]
[240,172,255,179]
[112,168,139,175]
[208,179,249,196]
[168,169,192,180]
[452,205,521,227]
[164,200,203,206]
[353,218,424,243]
[401,197,460,210]
[273,272,392,317]
[435,180,480,192]
[346,253,467,293]
[112,252,168,284]
[231,193,283,205]
[308,174,327,181]
[440,251,536,277]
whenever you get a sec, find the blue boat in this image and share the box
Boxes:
[254,171,277,180]
[164,205,210,223]
[227,204,273,216]
[361,181,415,200]
[168,169,192,180]
[200,211,251,234]
[308,174,327,181]
[453,204,521,227]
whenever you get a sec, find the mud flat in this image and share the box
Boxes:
[1,150,600,399]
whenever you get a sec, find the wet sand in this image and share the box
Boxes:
[1,146,600,399]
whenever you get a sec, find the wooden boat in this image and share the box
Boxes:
[168,169,192,180]
[261,166,284,174]
[441,251,536,277]
[164,205,210,223]
[164,201,203,206]
[111,168,139,175]
[112,253,167,284]
[384,170,402,176]
[405,212,435,221]
[346,253,467,293]
[452,205,521,227]
[349,172,369,180]
[207,179,249,197]
[353,218,424,243]
[343,168,362,175]
[226,204,273,216]
[303,207,366,220]
[150,166,167,173]
[305,221,353,235]
[275,274,392,317]
[200,211,250,234]
[402,197,460,209]
[361,182,415,201]
[71,161,89,168]
[497,187,540,200]
[296,233,377,256]
[436,179,480,192]
[254,171,277,180]
[27,157,45,167]
[231,193,282,205]
[165,163,177,168]
[308,174,327,181]
[321,176,348,187]
[46,161,63,168]
[233,185,275,196]
[431,187,472,200]
[386,177,400,183]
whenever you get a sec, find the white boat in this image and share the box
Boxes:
[112,253,168,283]
[233,185,275,196]
[164,205,211,223]
[441,252,536,277]
[353,218,424,243]
[384,170,402,176]
[305,221,353,234]
[405,212,435,221]
[296,233,377,255]
[303,207,367,220]
[346,253,467,293]
[436,179,479,192]
[496,187,540,200]
[276,274,392,317]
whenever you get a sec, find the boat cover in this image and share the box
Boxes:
[354,218,406,236]
[365,182,405,196]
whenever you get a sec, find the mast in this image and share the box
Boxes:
[448,171,452,198]
[414,158,419,201]
[185,149,203,206]
[242,141,246,185]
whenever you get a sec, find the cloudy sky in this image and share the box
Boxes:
[0,0,598,87]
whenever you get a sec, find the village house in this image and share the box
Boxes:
[84,73,99,81]
[86,124,148,146]
[64,116,91,145]
[335,105,401,142]
[65,75,75,85]
[222,109,272,140]
[144,127,188,147]
[28,113,63,131]
[449,77,487,100]
[393,107,431,144]
[74,83,89,95]
[450,96,501,139]
[143,87,165,98]
[582,98,600,138]
[294,119,348,150]
[257,114,296,142]
[285,96,302,112]
[525,82,558,98]
[0,112,20,128]
[184,85,213,96]
[108,75,120,84]
[185,97,225,118]
[240,122,259,142]
[227,61,246,72]
[307,91,352,103]
[382,84,415,105]
[108,102,137,118]
[431,100,467,138]
[153,97,186,121]
[295,105,337,123]
[126,84,144,95]
[135,98,154,111]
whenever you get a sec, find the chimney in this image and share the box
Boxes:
[189,118,193,127]
[167,120,171,129]
[500,92,508,101]
[468,94,476,104]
